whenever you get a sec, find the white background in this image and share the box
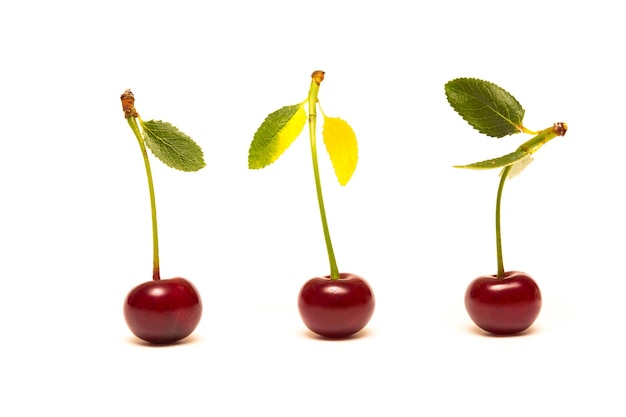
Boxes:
[1,1,624,415]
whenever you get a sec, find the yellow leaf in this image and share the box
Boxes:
[322,116,358,185]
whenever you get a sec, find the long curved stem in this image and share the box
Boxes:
[495,165,512,279]
[307,71,339,280]
[126,116,161,281]
[494,123,568,279]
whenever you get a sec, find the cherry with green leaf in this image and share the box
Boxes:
[120,89,205,344]
[248,71,374,339]
[445,78,567,335]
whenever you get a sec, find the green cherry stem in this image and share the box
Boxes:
[127,116,161,281]
[494,122,568,279]
[121,90,160,281]
[307,71,340,280]
[495,165,512,279]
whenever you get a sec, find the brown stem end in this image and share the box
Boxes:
[121,89,139,118]
[554,122,568,136]
[311,70,325,85]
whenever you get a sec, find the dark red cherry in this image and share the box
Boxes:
[298,272,375,338]
[465,270,541,335]
[124,277,202,344]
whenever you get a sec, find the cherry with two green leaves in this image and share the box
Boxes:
[445,78,567,335]
[121,90,205,344]
[248,71,374,338]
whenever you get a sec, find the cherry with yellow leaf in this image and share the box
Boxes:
[248,71,374,339]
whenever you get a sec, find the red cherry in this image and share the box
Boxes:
[298,273,375,338]
[124,277,202,344]
[465,271,541,335]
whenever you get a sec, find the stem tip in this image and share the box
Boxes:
[311,70,325,85]
[121,89,139,118]
[554,122,568,136]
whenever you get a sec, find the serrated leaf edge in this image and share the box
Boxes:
[141,119,206,172]
[248,102,306,169]
[445,77,525,138]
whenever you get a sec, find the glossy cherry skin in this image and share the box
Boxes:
[465,270,541,335]
[298,272,375,338]
[124,277,202,344]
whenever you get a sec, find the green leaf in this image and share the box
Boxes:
[454,122,566,171]
[445,78,525,138]
[248,103,306,169]
[140,120,205,172]
[454,149,528,170]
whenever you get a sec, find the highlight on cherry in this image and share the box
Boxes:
[445,78,567,335]
[120,89,205,344]
[248,71,374,339]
